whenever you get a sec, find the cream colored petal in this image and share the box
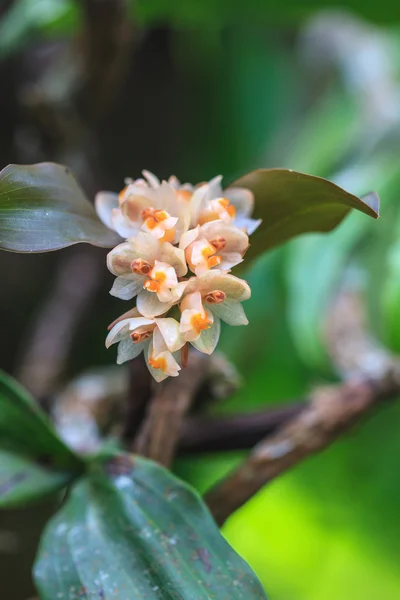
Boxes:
[189,185,209,226]
[106,316,153,347]
[224,187,254,217]
[190,313,221,355]
[183,271,250,302]
[107,241,137,276]
[219,253,244,271]
[157,181,179,213]
[200,221,249,254]
[160,243,187,277]
[132,231,160,262]
[144,340,180,382]
[209,299,248,326]
[234,215,262,235]
[179,309,202,342]
[106,318,132,347]
[142,170,160,188]
[205,175,223,200]
[155,318,185,353]
[151,261,178,288]
[95,191,119,230]
[117,338,145,364]
[179,226,200,250]
[112,211,141,238]
[170,280,189,302]
[108,307,141,330]
[188,271,251,301]
[162,215,179,229]
[137,289,173,318]
[180,291,203,314]
[152,326,168,355]
[156,285,173,303]
[110,275,144,300]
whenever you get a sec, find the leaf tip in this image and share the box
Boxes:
[360,191,380,219]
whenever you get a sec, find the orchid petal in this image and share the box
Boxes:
[95,191,119,230]
[110,275,145,300]
[155,318,185,353]
[209,299,249,326]
[137,289,173,318]
[117,338,145,364]
[191,313,221,355]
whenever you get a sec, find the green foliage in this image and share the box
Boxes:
[34,453,267,599]
[234,169,379,265]
[0,371,83,507]
[0,162,120,252]
[0,0,80,57]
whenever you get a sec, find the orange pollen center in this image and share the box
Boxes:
[130,330,152,343]
[176,190,192,202]
[200,243,222,269]
[141,208,170,230]
[190,312,212,334]
[131,258,152,275]
[148,354,167,372]
[209,237,226,251]
[219,198,236,218]
[160,228,176,243]
[204,290,226,304]
[143,270,167,293]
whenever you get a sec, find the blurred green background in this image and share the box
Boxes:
[2,1,400,598]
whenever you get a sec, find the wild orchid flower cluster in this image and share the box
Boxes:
[95,171,261,382]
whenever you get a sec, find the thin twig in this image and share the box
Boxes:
[134,351,210,467]
[179,402,305,453]
[205,367,400,526]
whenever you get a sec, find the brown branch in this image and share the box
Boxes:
[15,247,103,399]
[133,351,210,467]
[179,402,305,453]
[205,363,400,526]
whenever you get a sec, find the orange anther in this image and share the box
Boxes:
[207,255,222,268]
[130,330,152,343]
[204,290,226,304]
[190,313,212,334]
[144,280,160,293]
[160,228,176,243]
[148,354,167,371]
[209,237,226,251]
[131,258,152,275]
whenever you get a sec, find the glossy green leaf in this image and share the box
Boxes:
[0,371,83,507]
[232,169,379,263]
[34,453,267,599]
[0,162,120,252]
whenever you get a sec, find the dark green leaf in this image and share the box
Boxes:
[232,169,379,263]
[0,162,120,252]
[34,453,267,599]
[0,371,83,507]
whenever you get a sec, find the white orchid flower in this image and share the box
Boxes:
[95,171,190,243]
[106,314,184,382]
[102,171,257,381]
[180,221,249,276]
[107,232,187,316]
[189,175,261,234]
